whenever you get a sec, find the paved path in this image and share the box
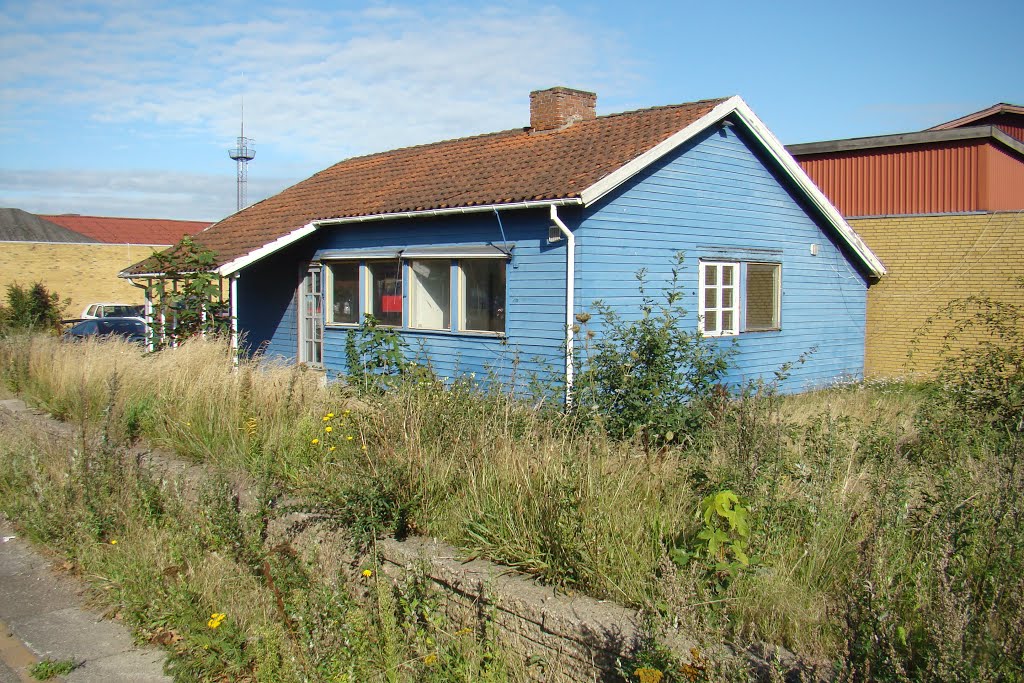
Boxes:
[0,516,170,682]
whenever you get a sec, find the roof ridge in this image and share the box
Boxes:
[307,96,734,178]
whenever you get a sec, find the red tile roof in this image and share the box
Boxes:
[39,214,210,245]
[127,97,727,273]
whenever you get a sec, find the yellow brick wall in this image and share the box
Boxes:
[851,212,1024,377]
[0,242,165,318]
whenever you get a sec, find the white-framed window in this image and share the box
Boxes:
[699,261,738,336]
[367,260,403,327]
[698,260,780,336]
[408,259,451,330]
[321,255,507,335]
[459,259,505,334]
[326,261,360,325]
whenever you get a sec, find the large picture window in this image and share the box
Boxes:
[327,261,359,325]
[461,259,505,333]
[409,260,451,330]
[698,260,780,337]
[368,261,402,327]
[321,255,506,335]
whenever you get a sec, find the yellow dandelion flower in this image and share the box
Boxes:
[343,410,350,415]
[207,612,226,629]
[361,444,367,451]
[362,569,373,578]
[329,446,336,452]
[311,438,320,445]
[346,435,354,441]
[424,653,438,666]
[109,539,118,545]
[322,416,330,422]
[327,412,335,418]
[325,426,333,433]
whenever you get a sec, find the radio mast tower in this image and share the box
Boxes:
[228,98,255,212]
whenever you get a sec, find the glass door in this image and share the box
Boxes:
[299,264,323,365]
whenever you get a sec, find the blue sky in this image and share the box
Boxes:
[1,0,1021,221]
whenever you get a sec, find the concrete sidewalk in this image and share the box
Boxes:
[0,517,170,683]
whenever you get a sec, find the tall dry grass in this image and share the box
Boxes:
[2,332,1021,679]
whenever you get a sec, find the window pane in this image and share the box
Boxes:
[368,261,402,326]
[329,262,359,324]
[722,265,734,286]
[705,313,717,333]
[704,264,717,286]
[704,287,717,309]
[409,260,450,330]
[722,288,733,308]
[722,310,733,332]
[462,259,505,333]
[745,263,779,331]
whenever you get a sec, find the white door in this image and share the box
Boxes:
[298,264,323,365]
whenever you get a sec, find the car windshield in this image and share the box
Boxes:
[105,305,138,317]
[97,319,146,334]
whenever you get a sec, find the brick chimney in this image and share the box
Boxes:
[529,87,597,132]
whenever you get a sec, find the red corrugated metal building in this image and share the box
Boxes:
[789,104,1024,216]
[786,104,1024,377]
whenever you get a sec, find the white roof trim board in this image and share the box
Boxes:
[579,96,885,278]
[178,99,883,280]
[214,199,582,276]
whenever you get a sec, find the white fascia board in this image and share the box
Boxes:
[217,222,318,276]
[579,97,744,206]
[579,96,886,279]
[730,99,886,278]
[218,198,583,276]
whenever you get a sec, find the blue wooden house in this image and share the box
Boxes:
[124,87,884,396]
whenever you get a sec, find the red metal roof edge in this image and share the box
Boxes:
[927,103,1024,131]
[787,126,1024,160]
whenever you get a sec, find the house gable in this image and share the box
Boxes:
[577,120,869,390]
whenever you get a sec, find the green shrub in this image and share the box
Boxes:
[573,253,734,445]
[0,282,66,335]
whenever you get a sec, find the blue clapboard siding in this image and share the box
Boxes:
[236,239,318,361]
[239,211,567,389]
[576,123,870,391]
[235,120,871,394]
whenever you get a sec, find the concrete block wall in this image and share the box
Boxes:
[850,211,1024,377]
[0,242,162,317]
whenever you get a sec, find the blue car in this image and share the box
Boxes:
[63,317,148,345]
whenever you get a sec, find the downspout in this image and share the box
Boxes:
[230,273,240,367]
[549,205,575,404]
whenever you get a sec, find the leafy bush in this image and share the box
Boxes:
[573,253,734,445]
[0,282,66,334]
[915,282,1024,429]
[144,236,229,347]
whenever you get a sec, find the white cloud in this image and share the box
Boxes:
[0,168,295,221]
[1,1,634,164]
[0,1,636,219]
